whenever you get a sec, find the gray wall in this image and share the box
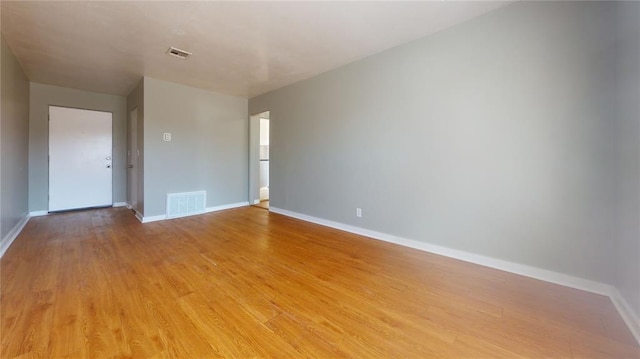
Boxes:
[250,1,619,284]
[143,77,248,217]
[1,36,30,242]
[29,83,127,211]
[613,1,640,321]
[127,78,144,214]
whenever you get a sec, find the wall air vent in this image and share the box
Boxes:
[166,191,206,219]
[166,47,192,59]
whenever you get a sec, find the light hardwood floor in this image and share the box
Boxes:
[1,207,638,358]
[254,200,269,210]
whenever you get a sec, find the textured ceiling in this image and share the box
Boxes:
[1,1,510,98]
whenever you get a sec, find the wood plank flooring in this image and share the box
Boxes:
[254,200,269,210]
[1,207,638,358]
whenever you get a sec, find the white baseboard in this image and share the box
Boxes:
[269,207,610,295]
[3,203,638,344]
[135,210,165,223]
[141,214,166,223]
[206,201,249,213]
[269,206,640,345]
[0,214,30,258]
[113,202,127,207]
[136,202,250,224]
[29,210,48,217]
[134,210,144,223]
[610,288,640,345]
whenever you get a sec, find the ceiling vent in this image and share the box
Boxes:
[166,47,192,59]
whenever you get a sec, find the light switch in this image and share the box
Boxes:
[163,133,172,142]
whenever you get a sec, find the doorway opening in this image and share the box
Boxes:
[249,111,269,210]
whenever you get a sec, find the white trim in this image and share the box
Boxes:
[141,215,166,223]
[166,212,205,220]
[29,210,48,217]
[270,207,640,344]
[135,202,250,224]
[113,202,127,207]
[269,207,640,346]
[125,203,132,209]
[2,204,638,344]
[206,202,249,213]
[0,215,29,258]
[270,207,611,295]
[610,288,640,345]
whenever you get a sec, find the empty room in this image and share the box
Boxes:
[1,1,639,357]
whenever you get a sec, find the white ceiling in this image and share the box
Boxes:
[1,1,510,99]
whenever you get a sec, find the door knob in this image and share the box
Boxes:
[106,165,111,168]
[106,156,112,160]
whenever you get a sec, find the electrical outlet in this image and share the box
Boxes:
[356,208,362,218]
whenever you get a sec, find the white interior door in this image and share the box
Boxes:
[128,108,138,211]
[49,106,113,212]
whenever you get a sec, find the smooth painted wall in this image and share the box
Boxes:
[143,77,248,217]
[29,83,127,212]
[250,1,619,284]
[613,1,640,321]
[127,78,144,214]
[0,36,29,242]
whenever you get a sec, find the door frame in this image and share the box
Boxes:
[127,107,138,211]
[249,111,269,206]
